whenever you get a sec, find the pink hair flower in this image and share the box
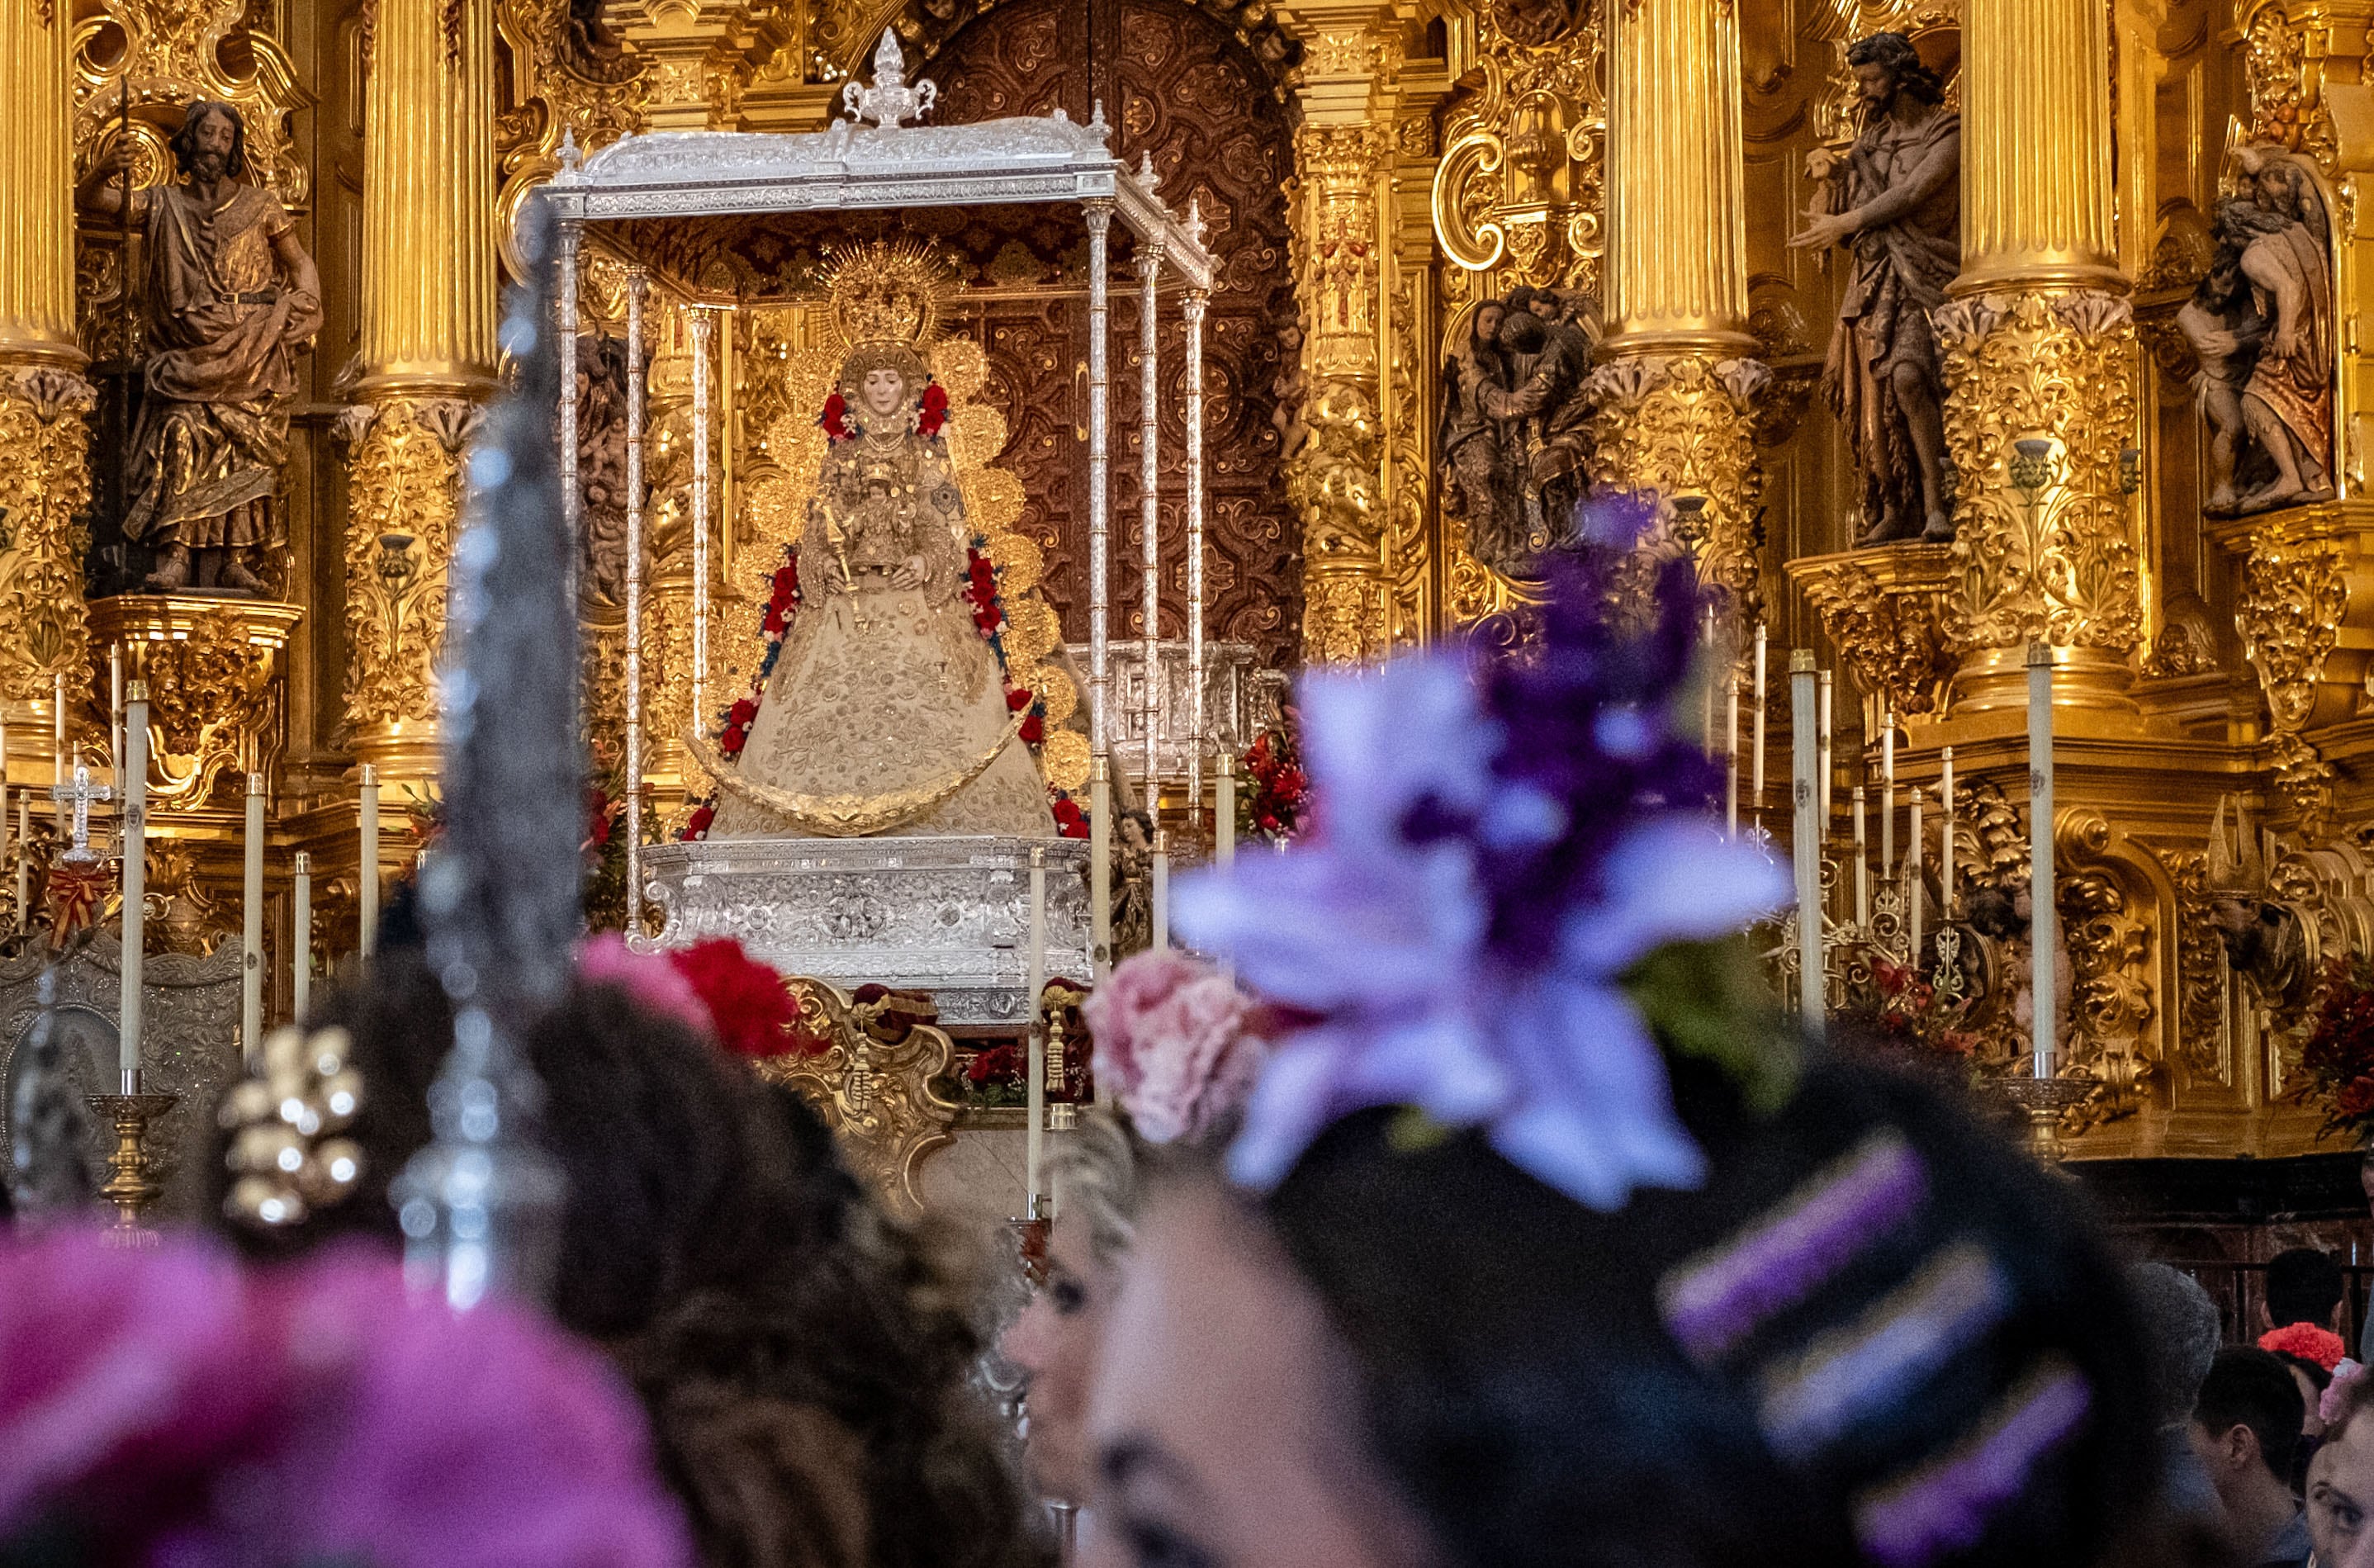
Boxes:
[2325,1359,2368,1428]
[576,931,713,1037]
[1083,951,1271,1146]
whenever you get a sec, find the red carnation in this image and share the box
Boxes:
[1019,713,1044,744]
[918,380,950,437]
[774,562,798,595]
[761,605,787,634]
[719,725,747,757]
[969,557,997,592]
[582,787,614,853]
[2261,1321,2348,1371]
[665,937,815,1059]
[819,392,852,443]
[729,699,757,727]
[2340,1077,2374,1119]
[683,803,714,840]
[1006,688,1032,712]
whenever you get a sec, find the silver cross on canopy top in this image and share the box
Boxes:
[843,31,936,128]
[50,751,115,864]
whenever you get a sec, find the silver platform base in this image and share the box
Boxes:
[642,835,1092,1026]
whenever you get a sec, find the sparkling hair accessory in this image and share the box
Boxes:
[1172,539,1788,1211]
[1755,1244,2010,1457]
[2324,1358,2368,1428]
[1083,950,1272,1146]
[218,1026,367,1231]
[1852,1360,2092,1568]
[1658,1132,1929,1363]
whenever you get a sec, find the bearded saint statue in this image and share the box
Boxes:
[698,340,1054,839]
[78,101,321,594]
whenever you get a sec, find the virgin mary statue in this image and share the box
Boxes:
[698,338,1054,839]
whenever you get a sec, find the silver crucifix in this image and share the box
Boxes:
[49,750,115,864]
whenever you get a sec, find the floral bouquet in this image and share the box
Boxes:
[1237,727,1307,845]
[1838,956,1986,1079]
[0,1227,693,1567]
[2293,954,2374,1142]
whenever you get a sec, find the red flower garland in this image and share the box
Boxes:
[666,937,824,1059]
[819,392,852,443]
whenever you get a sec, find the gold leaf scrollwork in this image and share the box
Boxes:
[1936,291,2142,656]
[1582,353,1769,621]
[2054,812,2157,1128]
[2233,518,2349,733]
[1786,545,1959,719]
[97,598,301,811]
[344,396,471,741]
[0,367,96,701]
[2166,850,2234,1086]
[755,977,958,1217]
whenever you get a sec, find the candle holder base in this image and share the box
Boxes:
[1987,1078,2093,1164]
[84,1091,178,1244]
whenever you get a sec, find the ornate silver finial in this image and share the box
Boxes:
[1135,150,1159,191]
[1186,193,1206,244]
[555,128,583,178]
[842,30,938,128]
[1087,100,1110,141]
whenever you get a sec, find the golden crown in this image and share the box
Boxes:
[822,238,957,349]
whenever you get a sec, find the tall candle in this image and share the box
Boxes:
[51,671,65,836]
[0,718,8,927]
[109,645,122,783]
[1701,608,1718,760]
[1907,786,1925,964]
[1215,750,1236,868]
[1940,746,1955,918]
[1852,785,1869,929]
[2028,643,2056,1078]
[119,684,149,1085]
[293,850,313,1022]
[1723,673,1740,837]
[12,798,27,930]
[1751,623,1768,808]
[1151,830,1171,950]
[1880,707,1896,872]
[1025,845,1047,1218]
[358,765,381,959]
[1817,670,1834,831]
[242,773,265,1069]
[1790,651,1822,1035]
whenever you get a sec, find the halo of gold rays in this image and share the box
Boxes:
[739,239,1085,794]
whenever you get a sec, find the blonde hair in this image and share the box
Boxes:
[1045,1111,1141,1268]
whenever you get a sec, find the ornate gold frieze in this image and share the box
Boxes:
[2239,0,2351,175]
[1583,353,1768,617]
[1784,542,1959,719]
[1935,291,2141,660]
[0,366,95,702]
[89,594,301,812]
[341,397,476,779]
[1430,3,1606,298]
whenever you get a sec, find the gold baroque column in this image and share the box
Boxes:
[1940,0,2138,713]
[1586,0,1764,615]
[344,0,500,785]
[0,0,92,765]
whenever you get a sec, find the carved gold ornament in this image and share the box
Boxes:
[755,977,959,1216]
[685,708,1026,837]
[2217,507,2354,735]
[94,596,302,812]
[1584,353,1770,619]
[1936,291,2142,656]
[344,397,475,751]
[0,367,95,702]
[1785,544,1959,719]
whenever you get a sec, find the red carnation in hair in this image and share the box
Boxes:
[918,380,950,437]
[665,938,815,1059]
[2262,1321,2348,1371]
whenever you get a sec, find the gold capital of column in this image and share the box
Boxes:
[346,0,500,787]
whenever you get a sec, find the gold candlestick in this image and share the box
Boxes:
[85,1087,178,1243]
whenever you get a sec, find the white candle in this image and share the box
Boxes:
[1817,670,1833,831]
[1701,607,1718,760]
[0,718,8,925]
[1790,651,1822,1035]
[109,645,122,784]
[51,671,65,836]
[12,797,26,931]
[1940,746,1955,918]
[1751,623,1768,808]
[1881,708,1896,872]
[1907,786,1925,963]
[242,773,265,1069]
[2028,643,2055,1078]
[119,684,149,1084]
[293,850,313,1022]
[1152,831,1171,950]
[1025,845,1047,1218]
[1852,785,1869,929]
[358,765,381,959]
[1215,751,1236,868]
[1723,674,1740,836]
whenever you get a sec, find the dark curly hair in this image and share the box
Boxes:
[1846,31,1947,110]
[211,952,1050,1568]
[168,100,248,180]
[1259,1052,2163,1568]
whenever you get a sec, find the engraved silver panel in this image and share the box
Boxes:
[1070,638,1276,784]
[642,836,1092,1026]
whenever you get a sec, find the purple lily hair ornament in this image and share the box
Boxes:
[1173,520,1787,1210]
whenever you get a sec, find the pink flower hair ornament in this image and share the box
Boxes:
[1083,950,1272,1147]
[577,932,713,1036]
[2325,1358,2368,1428]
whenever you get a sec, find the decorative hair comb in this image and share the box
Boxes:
[219,1025,367,1230]
[1083,950,1271,1147]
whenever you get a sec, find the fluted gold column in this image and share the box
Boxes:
[344,0,500,784]
[1940,0,2139,712]
[0,0,94,770]
[1588,0,1765,615]
[1278,1,1399,666]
